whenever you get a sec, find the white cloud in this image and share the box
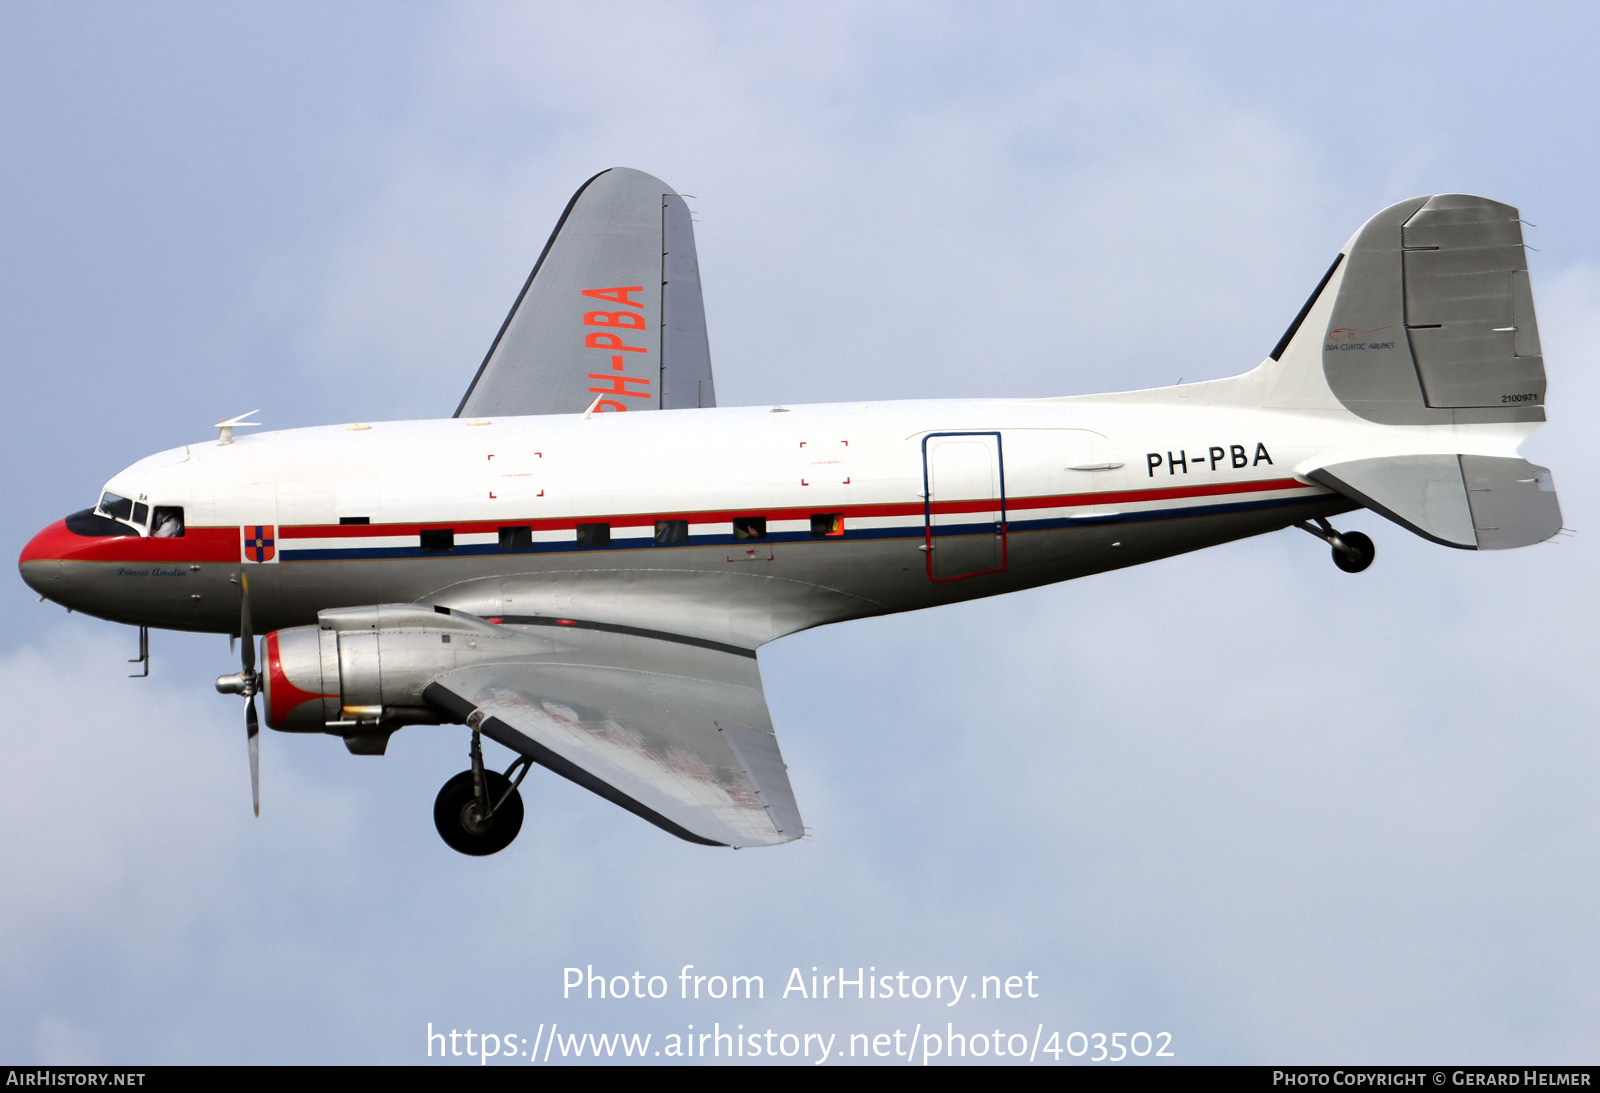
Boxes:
[34,1016,99,1066]
[0,624,361,1006]
[304,3,1341,418]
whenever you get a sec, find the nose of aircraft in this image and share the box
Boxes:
[18,510,137,601]
[19,518,70,597]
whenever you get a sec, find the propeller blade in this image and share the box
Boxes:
[239,573,255,675]
[247,696,260,817]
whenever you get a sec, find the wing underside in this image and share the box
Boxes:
[421,625,801,847]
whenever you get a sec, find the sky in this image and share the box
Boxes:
[2,0,1599,1066]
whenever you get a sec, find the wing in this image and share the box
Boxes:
[454,167,718,418]
[421,624,801,847]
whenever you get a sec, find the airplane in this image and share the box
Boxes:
[17,169,1562,855]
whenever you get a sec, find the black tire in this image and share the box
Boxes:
[1332,530,1375,573]
[433,769,524,856]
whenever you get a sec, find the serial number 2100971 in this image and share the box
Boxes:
[1502,392,1539,403]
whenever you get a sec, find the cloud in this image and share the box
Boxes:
[303,4,1340,419]
[34,1016,100,1066]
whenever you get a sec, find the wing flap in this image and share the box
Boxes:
[422,627,801,847]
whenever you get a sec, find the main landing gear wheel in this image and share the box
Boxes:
[1295,517,1375,573]
[1331,530,1375,573]
[434,769,524,855]
[433,726,533,856]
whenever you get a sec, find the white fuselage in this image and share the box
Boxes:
[29,358,1534,648]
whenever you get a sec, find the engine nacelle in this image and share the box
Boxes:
[262,604,553,733]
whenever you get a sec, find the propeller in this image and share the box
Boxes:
[214,573,261,816]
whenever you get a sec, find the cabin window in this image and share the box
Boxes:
[654,519,688,544]
[339,516,370,525]
[499,526,532,551]
[151,506,185,538]
[130,501,149,526]
[97,492,133,522]
[576,523,610,547]
[420,528,455,553]
[733,517,767,541]
[810,513,844,537]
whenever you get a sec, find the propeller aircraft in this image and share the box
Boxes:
[18,170,1562,853]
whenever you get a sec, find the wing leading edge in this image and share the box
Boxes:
[421,625,801,848]
[454,167,717,418]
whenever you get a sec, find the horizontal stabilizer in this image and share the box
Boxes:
[1308,455,1560,550]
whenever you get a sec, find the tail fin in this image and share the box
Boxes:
[1262,194,1561,550]
[1268,194,1546,426]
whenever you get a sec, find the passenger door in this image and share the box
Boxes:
[922,432,1006,581]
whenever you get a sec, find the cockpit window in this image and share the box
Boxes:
[98,492,133,521]
[151,506,185,538]
[92,491,175,536]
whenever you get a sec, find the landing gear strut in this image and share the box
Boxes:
[434,727,530,856]
[1295,517,1375,573]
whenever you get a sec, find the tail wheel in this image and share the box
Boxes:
[434,769,524,856]
[1333,530,1376,573]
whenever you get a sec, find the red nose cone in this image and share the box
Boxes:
[19,518,75,567]
[18,516,237,567]
[17,519,74,598]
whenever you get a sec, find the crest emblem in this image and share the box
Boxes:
[242,524,277,563]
